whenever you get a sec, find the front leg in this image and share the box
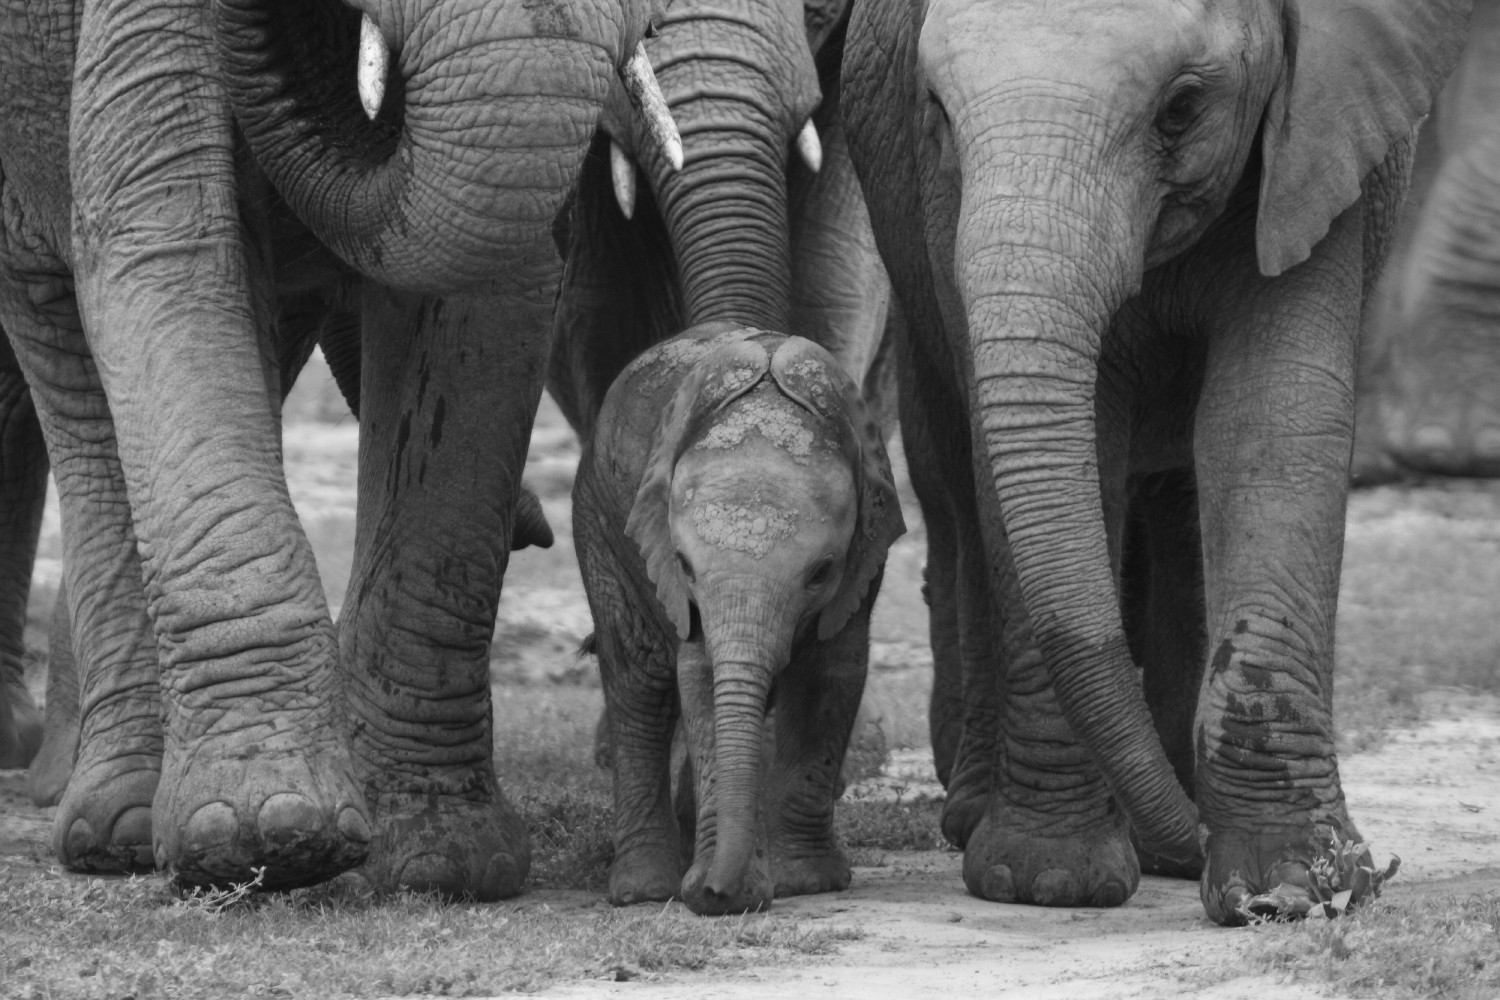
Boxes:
[1192,204,1363,925]
[339,284,546,901]
[763,608,872,899]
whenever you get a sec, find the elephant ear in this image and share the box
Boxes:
[1256,0,1470,277]
[625,337,773,639]
[770,337,906,641]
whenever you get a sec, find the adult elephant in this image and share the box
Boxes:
[842,0,1466,924]
[1352,0,1500,481]
[0,0,671,899]
[549,0,892,434]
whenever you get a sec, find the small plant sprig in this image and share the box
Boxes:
[1237,833,1400,923]
[173,866,267,915]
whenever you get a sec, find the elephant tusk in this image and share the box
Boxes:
[795,120,822,173]
[620,43,683,172]
[610,142,637,219]
[357,15,389,121]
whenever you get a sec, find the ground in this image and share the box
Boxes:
[2,353,1499,999]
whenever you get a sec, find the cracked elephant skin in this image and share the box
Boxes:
[1352,0,1500,483]
[842,0,1468,922]
[0,0,654,898]
[573,325,904,915]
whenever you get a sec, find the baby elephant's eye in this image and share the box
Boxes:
[676,551,695,581]
[806,559,835,589]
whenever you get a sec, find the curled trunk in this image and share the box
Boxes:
[213,0,619,293]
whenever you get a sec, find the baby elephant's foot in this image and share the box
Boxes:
[54,760,158,874]
[963,808,1139,908]
[154,751,369,890]
[358,787,531,902]
[681,850,773,916]
[773,845,851,899]
[608,840,681,906]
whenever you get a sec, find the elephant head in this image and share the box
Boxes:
[212,0,681,294]
[625,332,903,913]
[888,0,1467,860]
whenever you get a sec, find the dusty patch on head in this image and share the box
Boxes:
[622,330,746,395]
[698,391,816,461]
[691,498,799,558]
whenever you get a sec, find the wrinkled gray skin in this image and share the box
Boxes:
[843,0,1466,924]
[0,0,656,898]
[575,326,903,915]
[1353,0,1500,482]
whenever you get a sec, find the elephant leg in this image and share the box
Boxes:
[340,285,548,901]
[763,606,872,900]
[959,364,1138,908]
[0,336,46,770]
[1123,469,1206,880]
[574,490,683,905]
[28,590,79,806]
[0,262,159,874]
[678,636,773,913]
[1192,212,1363,926]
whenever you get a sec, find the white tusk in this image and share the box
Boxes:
[621,43,683,172]
[357,15,390,121]
[796,120,822,173]
[610,142,636,219]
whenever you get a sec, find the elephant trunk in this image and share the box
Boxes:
[639,8,807,330]
[697,584,793,912]
[212,0,621,294]
[952,120,1200,862]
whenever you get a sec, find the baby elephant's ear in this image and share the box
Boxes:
[625,338,771,639]
[771,338,907,641]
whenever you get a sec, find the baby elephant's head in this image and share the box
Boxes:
[627,333,905,660]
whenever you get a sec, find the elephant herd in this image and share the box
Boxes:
[0,0,1493,930]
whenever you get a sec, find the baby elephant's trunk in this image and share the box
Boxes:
[701,656,772,910]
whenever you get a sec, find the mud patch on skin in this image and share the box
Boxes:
[691,499,799,558]
[622,331,745,394]
[698,392,815,462]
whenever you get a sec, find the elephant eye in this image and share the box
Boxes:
[1157,80,1206,138]
[806,559,835,589]
[676,551,695,581]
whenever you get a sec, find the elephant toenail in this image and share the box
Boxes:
[184,801,239,854]
[154,843,167,870]
[113,806,153,848]
[1030,868,1077,906]
[979,865,1017,903]
[1221,884,1251,920]
[480,852,523,901]
[398,853,463,897]
[1474,427,1500,460]
[1095,879,1129,908]
[257,793,321,849]
[336,806,372,846]
[62,817,96,862]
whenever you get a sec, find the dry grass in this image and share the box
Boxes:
[0,867,859,999]
[1245,893,1500,998]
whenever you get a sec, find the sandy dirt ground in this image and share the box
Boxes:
[6,359,1500,998]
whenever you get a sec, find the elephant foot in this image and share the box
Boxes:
[962,807,1138,908]
[608,840,681,905]
[1348,433,1403,487]
[153,749,369,890]
[1200,817,1368,926]
[0,679,43,769]
[681,849,773,915]
[772,844,851,899]
[53,757,158,874]
[26,712,77,806]
[358,787,531,902]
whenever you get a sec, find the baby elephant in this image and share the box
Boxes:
[574,323,904,915]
